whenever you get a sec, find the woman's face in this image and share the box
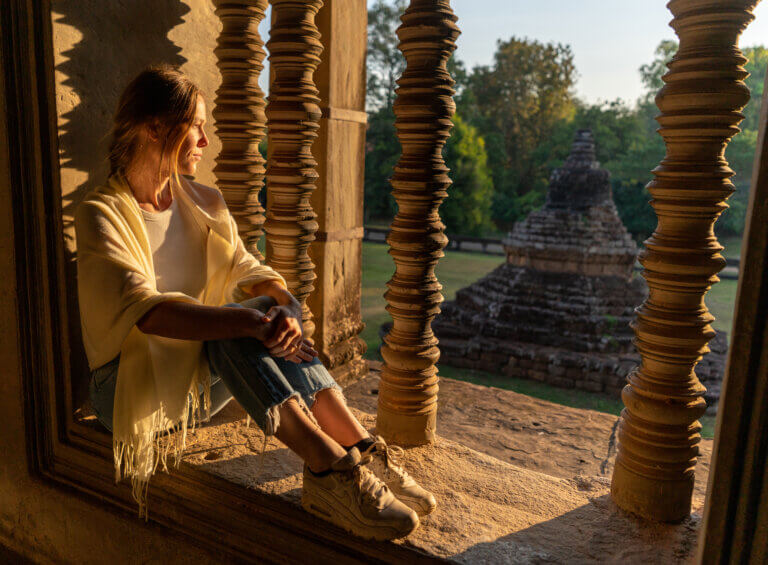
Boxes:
[177,95,209,176]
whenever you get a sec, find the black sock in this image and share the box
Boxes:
[343,436,375,453]
[308,466,333,477]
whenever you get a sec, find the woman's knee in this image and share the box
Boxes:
[310,386,346,410]
[239,295,277,313]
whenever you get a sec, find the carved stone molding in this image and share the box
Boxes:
[610,0,757,522]
[212,0,269,258]
[303,1,368,386]
[377,0,459,445]
[264,0,323,340]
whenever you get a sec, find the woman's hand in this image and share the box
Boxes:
[246,280,309,360]
[261,301,304,358]
[284,339,319,364]
[240,309,276,342]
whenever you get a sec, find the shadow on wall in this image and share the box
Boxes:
[52,0,191,408]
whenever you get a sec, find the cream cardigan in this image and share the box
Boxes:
[75,173,285,516]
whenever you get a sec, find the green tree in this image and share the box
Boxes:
[364,1,484,231]
[738,46,767,132]
[442,115,495,235]
[366,0,407,111]
[364,105,399,222]
[718,46,767,237]
[363,0,404,221]
[638,39,678,101]
[464,37,577,229]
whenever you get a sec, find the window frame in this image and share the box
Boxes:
[12,0,768,560]
[1,1,438,562]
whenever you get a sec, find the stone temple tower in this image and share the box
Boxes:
[506,129,639,282]
[432,129,726,404]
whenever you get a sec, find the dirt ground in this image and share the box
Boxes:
[182,364,710,563]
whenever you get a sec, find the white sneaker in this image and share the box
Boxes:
[301,448,420,541]
[360,436,437,517]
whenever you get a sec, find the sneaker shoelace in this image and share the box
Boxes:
[353,464,391,509]
[365,438,412,485]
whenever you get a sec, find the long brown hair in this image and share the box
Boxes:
[107,65,200,184]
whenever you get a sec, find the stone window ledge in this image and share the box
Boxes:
[168,367,709,562]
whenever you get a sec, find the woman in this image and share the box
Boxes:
[75,65,435,541]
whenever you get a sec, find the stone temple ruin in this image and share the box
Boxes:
[433,129,727,411]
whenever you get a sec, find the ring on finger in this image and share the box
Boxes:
[286,334,302,353]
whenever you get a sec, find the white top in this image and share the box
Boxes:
[141,195,207,298]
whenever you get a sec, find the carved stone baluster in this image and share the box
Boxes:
[212,0,269,258]
[264,0,323,341]
[611,0,757,522]
[376,0,459,445]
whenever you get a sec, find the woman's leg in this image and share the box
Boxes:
[310,388,369,447]
[206,341,348,471]
[272,397,348,472]
[260,341,370,447]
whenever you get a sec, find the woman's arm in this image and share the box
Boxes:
[136,280,297,343]
[137,301,274,341]
[137,286,317,362]
[248,279,295,307]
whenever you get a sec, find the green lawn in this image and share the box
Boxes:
[706,233,741,334]
[361,241,726,439]
[719,234,744,259]
[360,242,500,356]
[707,278,739,334]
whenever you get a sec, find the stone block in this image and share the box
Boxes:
[549,365,566,377]
[481,351,511,365]
[442,356,475,369]
[586,371,605,383]
[608,374,627,388]
[529,370,548,382]
[503,366,527,379]
[576,380,604,393]
[549,376,576,389]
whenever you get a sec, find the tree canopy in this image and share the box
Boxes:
[366,0,407,111]
[460,38,577,229]
[363,0,766,241]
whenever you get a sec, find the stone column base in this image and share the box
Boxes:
[610,459,694,523]
[375,402,437,446]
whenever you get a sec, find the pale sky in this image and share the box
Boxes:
[362,0,768,105]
